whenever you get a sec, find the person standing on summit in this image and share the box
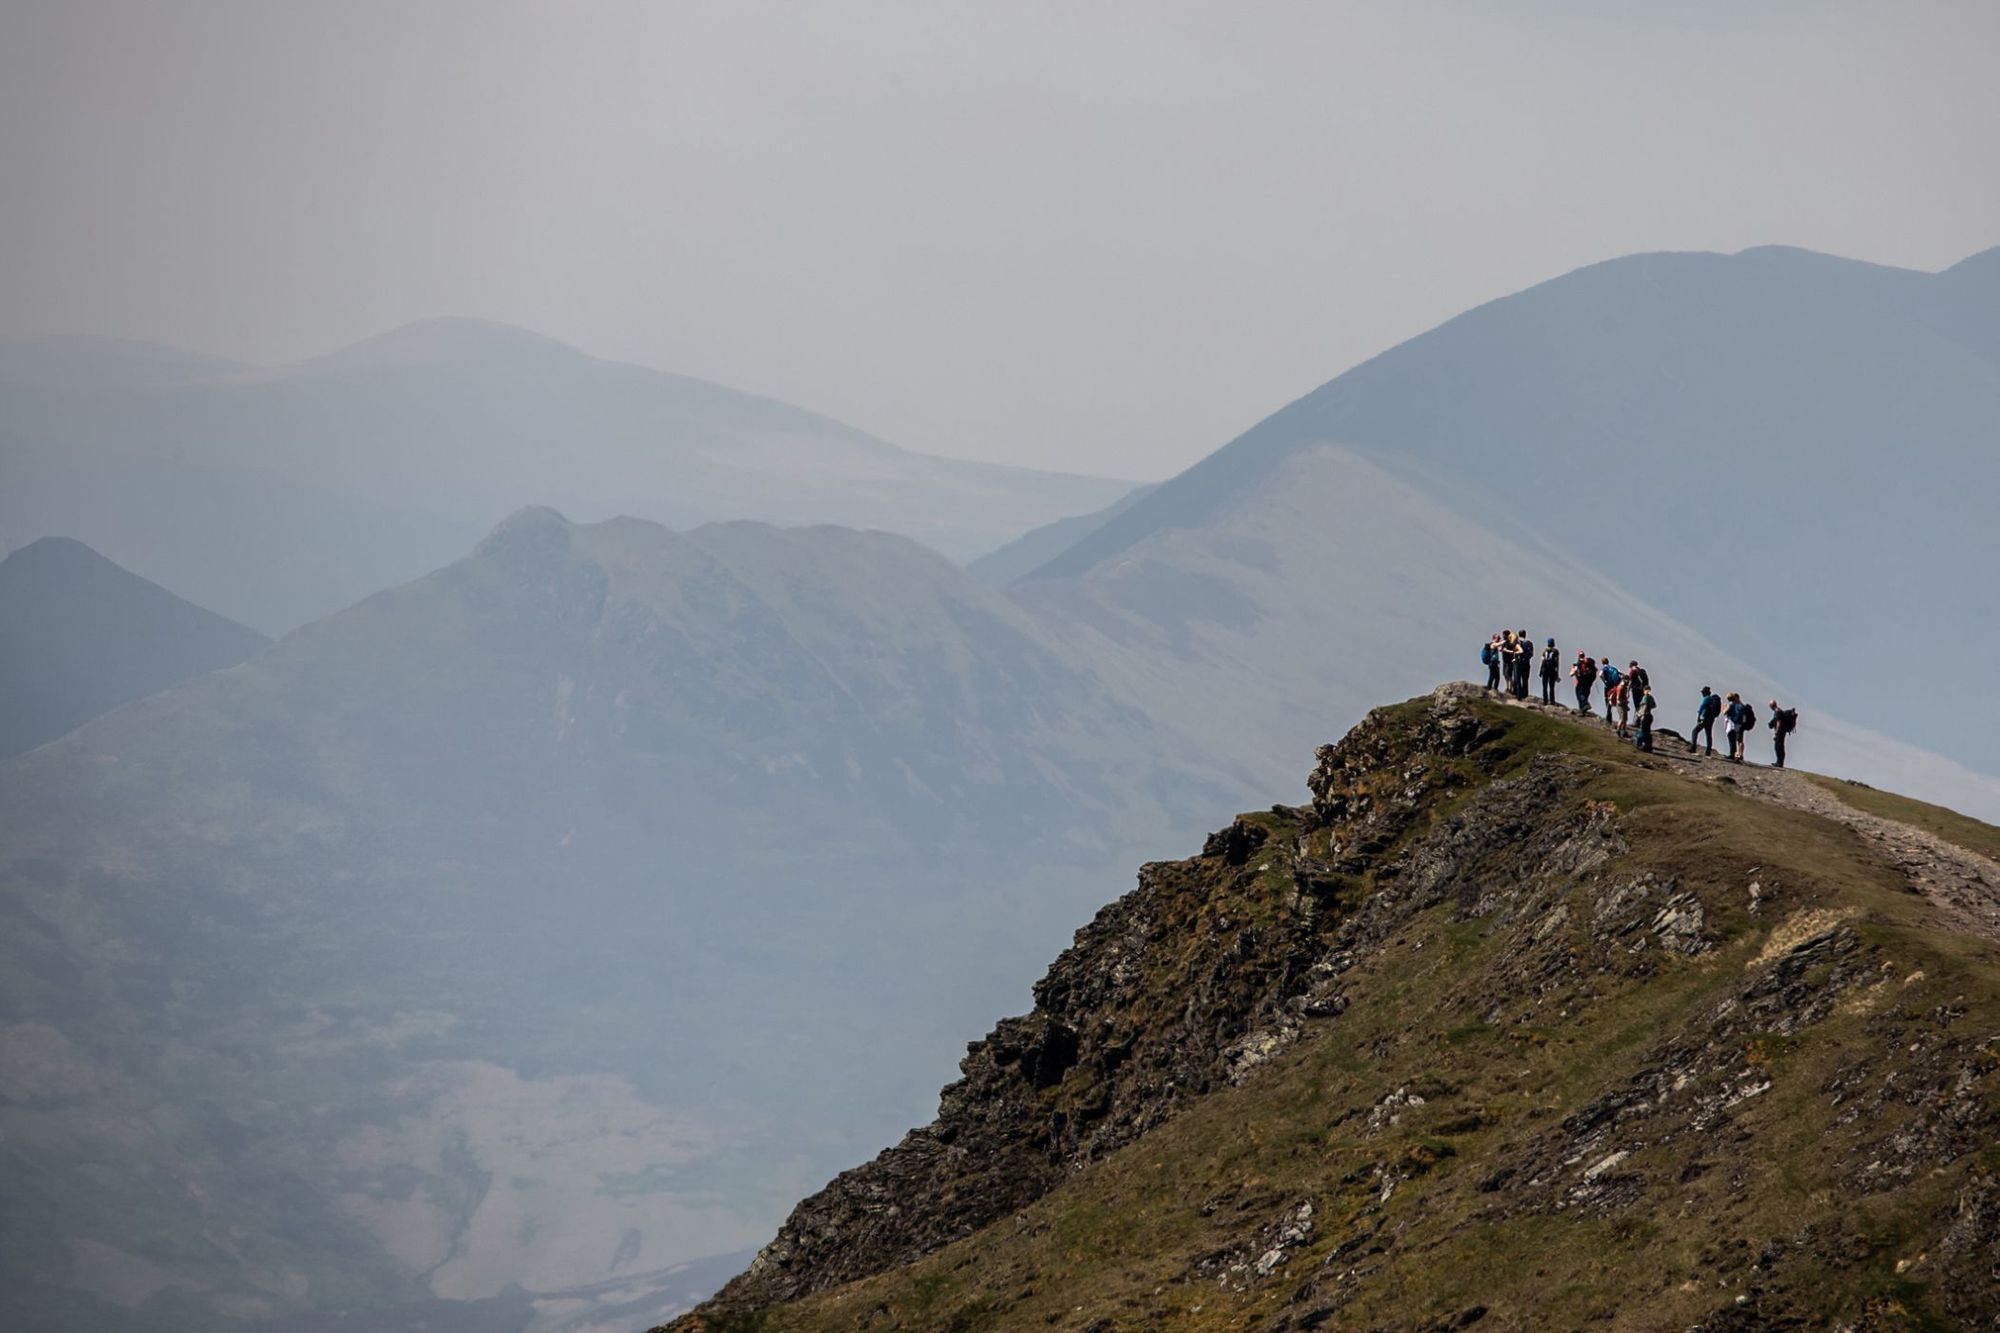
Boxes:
[1571,652,1597,715]
[1539,638,1561,705]
[1627,661,1651,708]
[1598,658,1623,725]
[1723,693,1748,762]
[1768,700,1799,769]
[1498,631,1521,697]
[1634,685,1657,752]
[1483,634,1503,691]
[1689,686,1722,756]
[1513,629,1534,699]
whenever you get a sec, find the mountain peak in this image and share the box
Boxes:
[485,503,576,538]
[0,537,267,756]
[472,504,580,570]
[4,534,116,573]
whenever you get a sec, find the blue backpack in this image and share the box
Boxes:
[1601,664,1622,688]
[1481,643,1494,666]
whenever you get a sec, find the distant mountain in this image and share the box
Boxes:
[0,510,1221,1333]
[0,321,1132,633]
[1025,243,2000,774]
[0,537,268,756]
[966,482,1156,585]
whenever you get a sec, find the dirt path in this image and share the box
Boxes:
[1484,687,2000,942]
[1725,761,2000,942]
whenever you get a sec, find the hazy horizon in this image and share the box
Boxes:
[5,1,1998,477]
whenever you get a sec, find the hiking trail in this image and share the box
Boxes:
[1486,687,2000,943]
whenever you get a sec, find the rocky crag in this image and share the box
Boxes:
[664,685,2000,1331]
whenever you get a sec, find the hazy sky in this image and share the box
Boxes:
[4,1,1997,478]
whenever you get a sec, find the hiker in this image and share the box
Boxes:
[1628,661,1651,704]
[1599,658,1622,723]
[1482,634,1502,691]
[1768,701,1799,769]
[1571,653,1597,714]
[1513,629,1533,698]
[1613,669,1632,737]
[1498,631,1521,696]
[1539,638,1561,705]
[1723,693,1747,762]
[1689,686,1721,756]
[1634,686,1657,752]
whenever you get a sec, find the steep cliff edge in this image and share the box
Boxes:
[665,686,2000,1331]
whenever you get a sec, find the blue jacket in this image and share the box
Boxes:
[1698,693,1722,721]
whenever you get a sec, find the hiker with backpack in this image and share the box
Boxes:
[1689,686,1722,756]
[1498,631,1521,696]
[1627,661,1651,706]
[1513,629,1534,698]
[1768,701,1799,769]
[1539,638,1561,705]
[1571,653,1597,714]
[1482,634,1503,691]
[1634,686,1657,752]
[1599,658,1622,724]
[1723,693,1751,762]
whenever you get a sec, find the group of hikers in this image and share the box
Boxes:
[1480,629,1799,767]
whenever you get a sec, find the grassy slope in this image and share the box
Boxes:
[1806,773,2000,863]
[695,701,2000,1332]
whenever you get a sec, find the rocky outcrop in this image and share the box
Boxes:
[663,684,2000,1333]
[673,686,1585,1322]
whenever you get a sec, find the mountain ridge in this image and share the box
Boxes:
[0,507,1227,1333]
[0,322,1135,632]
[665,684,2000,1331]
[1025,241,1998,585]
[1015,241,2000,777]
